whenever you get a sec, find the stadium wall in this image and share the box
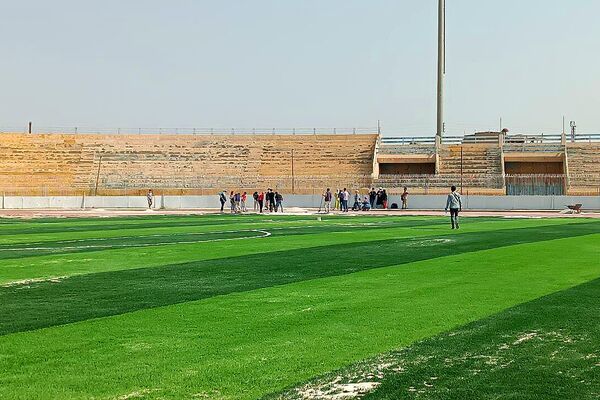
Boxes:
[2,195,598,211]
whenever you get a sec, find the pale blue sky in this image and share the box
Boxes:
[1,0,599,135]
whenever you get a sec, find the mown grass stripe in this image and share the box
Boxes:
[0,220,462,284]
[0,217,582,284]
[1,221,597,336]
[0,219,452,259]
[0,234,598,400]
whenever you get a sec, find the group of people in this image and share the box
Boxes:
[322,188,354,213]
[216,186,411,215]
[321,187,405,213]
[167,183,461,229]
[321,185,461,229]
[219,189,284,214]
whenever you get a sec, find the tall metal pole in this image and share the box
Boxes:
[291,149,295,194]
[436,0,445,140]
[94,155,103,196]
[460,146,463,193]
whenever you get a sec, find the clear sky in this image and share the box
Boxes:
[1,0,599,135]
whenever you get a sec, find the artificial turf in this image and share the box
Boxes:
[0,214,598,399]
[269,277,600,400]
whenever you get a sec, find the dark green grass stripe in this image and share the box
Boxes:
[270,277,600,400]
[1,222,598,336]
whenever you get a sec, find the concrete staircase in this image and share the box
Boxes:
[439,145,502,176]
[566,144,600,191]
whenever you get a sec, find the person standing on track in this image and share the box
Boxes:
[445,185,462,229]
[229,191,236,214]
[252,191,259,211]
[146,189,154,209]
[241,191,248,212]
[342,188,350,212]
[266,188,276,212]
[219,190,227,212]
[401,187,409,209]
[375,188,383,209]
[352,190,361,211]
[258,191,265,213]
[275,191,284,212]
[369,187,377,209]
[323,188,333,213]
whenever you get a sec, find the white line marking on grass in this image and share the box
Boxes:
[0,230,272,252]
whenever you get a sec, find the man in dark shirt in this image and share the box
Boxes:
[369,187,377,209]
[266,189,276,212]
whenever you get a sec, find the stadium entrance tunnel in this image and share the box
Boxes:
[377,154,437,175]
[379,162,436,175]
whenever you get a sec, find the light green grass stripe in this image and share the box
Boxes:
[1,233,598,399]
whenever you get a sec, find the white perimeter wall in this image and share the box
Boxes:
[1,195,599,210]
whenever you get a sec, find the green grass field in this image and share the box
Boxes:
[0,214,598,399]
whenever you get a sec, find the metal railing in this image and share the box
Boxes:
[504,133,563,144]
[381,133,600,145]
[0,126,377,136]
[380,137,436,145]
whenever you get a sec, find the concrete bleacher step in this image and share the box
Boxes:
[0,133,377,194]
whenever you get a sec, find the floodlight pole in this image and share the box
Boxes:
[436,0,445,141]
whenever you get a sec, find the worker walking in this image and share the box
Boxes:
[445,185,462,229]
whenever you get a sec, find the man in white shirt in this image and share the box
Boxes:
[146,189,154,209]
[444,185,462,229]
[342,188,350,212]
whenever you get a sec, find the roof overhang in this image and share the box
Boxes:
[503,152,564,162]
[377,154,436,164]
